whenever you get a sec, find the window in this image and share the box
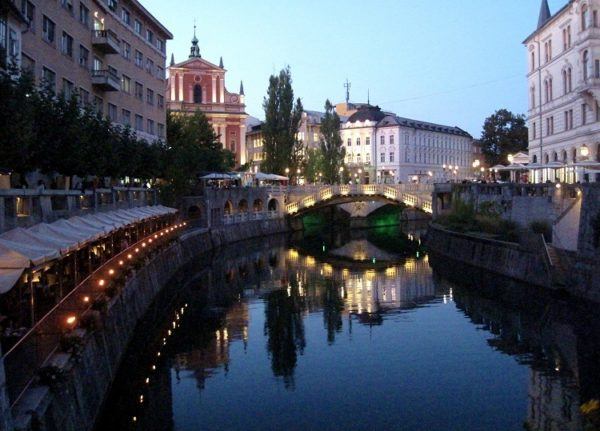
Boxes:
[21,1,35,32]
[366,137,370,146]
[107,0,117,12]
[156,65,164,79]
[146,29,154,44]
[544,40,552,63]
[546,116,554,135]
[122,41,131,60]
[8,29,18,61]
[122,109,131,126]
[532,121,536,139]
[62,79,74,99]
[530,51,535,72]
[79,3,89,27]
[93,96,103,115]
[61,32,73,57]
[157,94,164,109]
[42,16,55,44]
[135,50,143,68]
[582,103,588,125]
[121,75,131,93]
[92,56,102,72]
[60,0,73,13]
[347,138,351,146]
[389,135,394,145]
[582,4,589,31]
[596,60,600,79]
[145,58,154,74]
[193,84,202,103]
[157,123,165,138]
[78,87,89,105]
[380,153,385,163]
[564,110,573,130]
[135,82,143,100]
[380,135,384,145]
[366,153,370,164]
[544,77,553,102]
[156,39,165,53]
[79,45,89,68]
[595,10,599,27]
[135,114,143,131]
[108,103,117,121]
[356,137,360,146]
[356,154,361,163]
[584,51,590,80]
[42,67,56,93]
[134,19,142,35]
[121,8,131,25]
[530,86,536,108]
[146,88,154,105]
[389,152,394,163]
[147,119,154,135]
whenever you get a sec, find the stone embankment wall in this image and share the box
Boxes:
[426,224,552,288]
[10,219,288,431]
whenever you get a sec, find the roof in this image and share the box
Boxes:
[388,115,472,137]
[170,56,223,71]
[347,105,387,123]
[523,1,572,44]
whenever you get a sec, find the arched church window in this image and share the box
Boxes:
[193,84,202,103]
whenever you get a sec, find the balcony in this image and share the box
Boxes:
[91,29,120,54]
[91,69,120,92]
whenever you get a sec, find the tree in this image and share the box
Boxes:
[480,109,528,166]
[163,110,234,200]
[0,68,37,176]
[319,100,345,184]
[303,148,324,183]
[261,67,304,179]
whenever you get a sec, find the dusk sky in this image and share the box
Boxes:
[145,0,565,137]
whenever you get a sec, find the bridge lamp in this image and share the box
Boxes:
[480,167,485,173]
[427,171,433,177]
[65,315,77,328]
[285,167,290,175]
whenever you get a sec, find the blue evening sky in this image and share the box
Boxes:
[145,0,565,137]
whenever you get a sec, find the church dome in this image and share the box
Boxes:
[347,105,385,123]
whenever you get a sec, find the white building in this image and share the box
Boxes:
[340,105,473,184]
[525,0,600,183]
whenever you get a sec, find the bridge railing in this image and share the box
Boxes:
[284,183,433,214]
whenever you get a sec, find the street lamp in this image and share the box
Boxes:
[285,167,290,175]
[581,145,590,158]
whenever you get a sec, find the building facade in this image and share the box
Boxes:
[525,0,600,183]
[340,105,473,184]
[167,33,247,167]
[19,0,171,142]
[244,110,335,173]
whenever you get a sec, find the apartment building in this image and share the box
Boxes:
[19,0,172,142]
[525,0,600,183]
[0,1,27,71]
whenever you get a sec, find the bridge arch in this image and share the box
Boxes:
[268,198,279,212]
[253,198,263,212]
[238,199,248,213]
[224,200,233,215]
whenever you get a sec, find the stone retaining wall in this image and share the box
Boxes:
[9,219,288,431]
[426,224,551,288]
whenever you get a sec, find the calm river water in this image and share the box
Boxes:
[96,224,600,431]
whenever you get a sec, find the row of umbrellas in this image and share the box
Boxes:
[199,172,289,181]
[0,205,177,294]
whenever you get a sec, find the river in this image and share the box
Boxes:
[95,224,600,431]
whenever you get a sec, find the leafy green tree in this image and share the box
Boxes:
[0,68,37,175]
[480,109,528,166]
[261,67,304,179]
[163,110,234,200]
[319,100,345,184]
[303,148,324,183]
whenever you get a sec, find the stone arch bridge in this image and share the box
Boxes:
[182,184,433,227]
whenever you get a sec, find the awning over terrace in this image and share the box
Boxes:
[0,205,177,293]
